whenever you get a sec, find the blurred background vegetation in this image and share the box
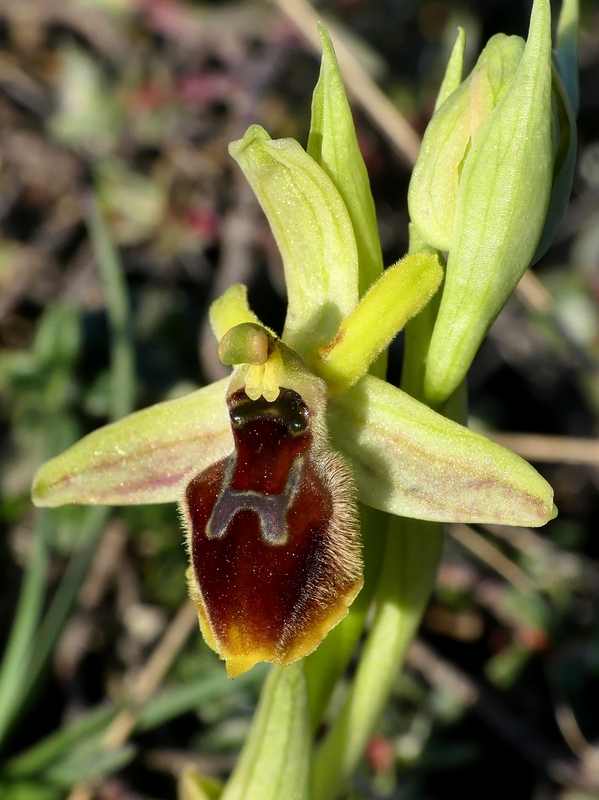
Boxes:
[0,0,598,798]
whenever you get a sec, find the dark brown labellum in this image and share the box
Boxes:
[183,387,362,676]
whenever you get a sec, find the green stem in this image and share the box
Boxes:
[221,662,312,800]
[0,512,54,747]
[312,517,443,800]
[312,225,452,799]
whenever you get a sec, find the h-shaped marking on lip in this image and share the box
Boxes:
[206,456,304,546]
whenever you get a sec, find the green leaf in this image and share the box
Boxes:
[485,639,533,689]
[0,782,61,800]
[221,664,311,800]
[308,23,383,296]
[86,198,135,422]
[32,379,231,506]
[0,514,53,747]
[32,304,81,369]
[229,125,359,356]
[4,705,116,779]
[43,745,136,787]
[328,375,555,526]
[310,252,442,393]
[425,0,554,403]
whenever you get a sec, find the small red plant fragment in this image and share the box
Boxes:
[183,387,362,677]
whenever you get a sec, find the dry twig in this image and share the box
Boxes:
[489,433,599,465]
[449,524,538,595]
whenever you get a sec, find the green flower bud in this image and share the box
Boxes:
[408,32,525,251]
[407,0,577,406]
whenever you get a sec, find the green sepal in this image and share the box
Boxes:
[434,26,466,112]
[31,379,231,507]
[327,375,554,527]
[425,0,553,404]
[229,125,359,356]
[221,664,311,800]
[308,23,383,296]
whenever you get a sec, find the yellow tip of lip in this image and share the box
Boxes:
[225,654,262,679]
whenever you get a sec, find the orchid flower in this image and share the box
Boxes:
[30,1,580,795]
[31,19,559,677]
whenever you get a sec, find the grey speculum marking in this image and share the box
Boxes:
[207,456,304,546]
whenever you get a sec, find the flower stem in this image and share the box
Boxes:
[221,662,312,800]
[312,516,443,800]
[312,225,453,799]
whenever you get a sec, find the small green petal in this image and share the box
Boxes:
[209,283,272,342]
[435,26,466,112]
[328,375,554,527]
[308,23,383,296]
[32,379,231,507]
[425,0,553,403]
[229,125,359,356]
[310,252,442,394]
